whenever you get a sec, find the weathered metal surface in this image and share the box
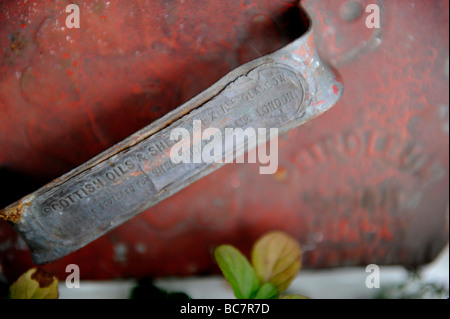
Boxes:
[1,19,343,263]
[0,0,448,281]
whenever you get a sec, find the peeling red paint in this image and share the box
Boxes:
[332,84,339,95]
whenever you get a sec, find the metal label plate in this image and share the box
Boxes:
[31,63,306,244]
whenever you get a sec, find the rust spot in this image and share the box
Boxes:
[30,268,55,288]
[0,195,34,223]
[274,166,288,181]
[0,206,23,223]
[9,32,29,55]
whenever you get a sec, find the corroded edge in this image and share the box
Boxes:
[0,195,34,223]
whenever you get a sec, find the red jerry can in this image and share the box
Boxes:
[0,0,448,281]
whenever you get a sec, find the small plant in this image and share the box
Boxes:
[214,230,308,299]
[4,231,307,299]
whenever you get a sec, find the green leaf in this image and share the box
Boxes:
[214,245,260,299]
[280,294,310,299]
[251,231,302,293]
[254,283,279,299]
[9,268,59,299]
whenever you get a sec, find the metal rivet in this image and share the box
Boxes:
[340,1,363,22]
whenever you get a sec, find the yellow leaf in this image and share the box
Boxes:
[251,231,302,293]
[9,268,59,299]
